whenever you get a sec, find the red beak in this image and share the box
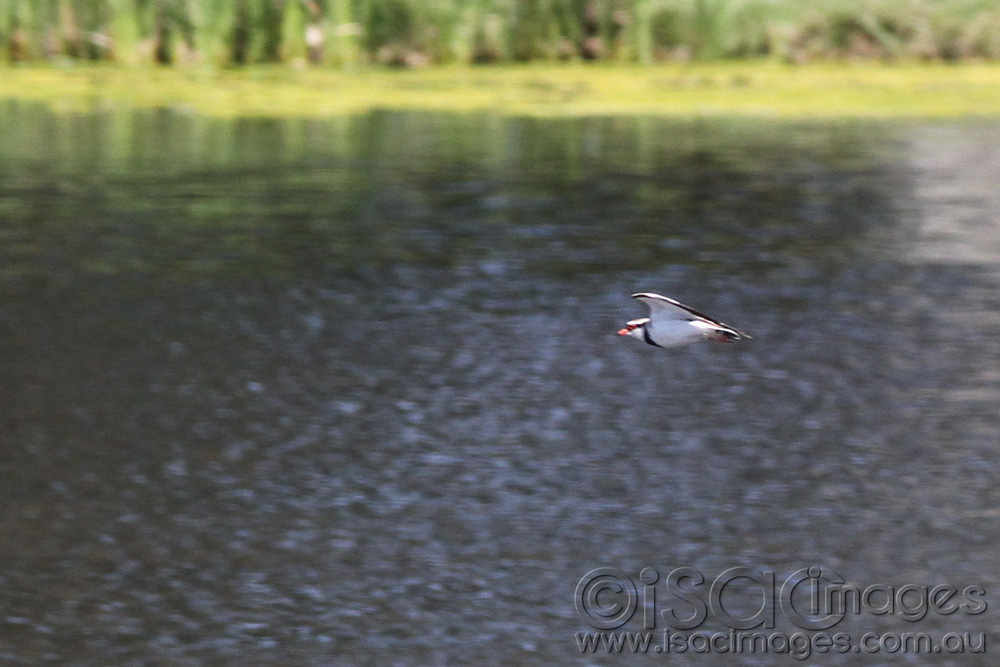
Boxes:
[617,327,632,335]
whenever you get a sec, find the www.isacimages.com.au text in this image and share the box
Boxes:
[575,629,985,659]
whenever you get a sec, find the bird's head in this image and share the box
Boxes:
[617,318,650,340]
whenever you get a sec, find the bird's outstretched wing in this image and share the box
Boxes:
[631,292,723,324]
[631,292,752,339]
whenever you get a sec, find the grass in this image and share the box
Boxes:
[2,1,1000,66]
[3,62,1000,118]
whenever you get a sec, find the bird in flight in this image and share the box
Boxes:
[618,292,751,348]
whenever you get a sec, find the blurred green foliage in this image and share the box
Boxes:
[5,63,1000,118]
[1,0,1000,67]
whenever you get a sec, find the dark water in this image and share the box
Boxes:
[1,102,999,665]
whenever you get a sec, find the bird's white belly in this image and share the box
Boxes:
[648,320,705,347]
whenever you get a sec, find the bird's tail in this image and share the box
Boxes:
[710,325,751,343]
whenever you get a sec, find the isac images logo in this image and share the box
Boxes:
[574,566,987,659]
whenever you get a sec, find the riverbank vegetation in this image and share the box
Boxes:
[3,62,1000,118]
[1,0,1000,68]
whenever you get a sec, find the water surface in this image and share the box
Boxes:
[1,103,998,665]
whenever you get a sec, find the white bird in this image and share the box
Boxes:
[618,292,751,348]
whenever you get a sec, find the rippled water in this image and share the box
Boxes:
[1,103,998,665]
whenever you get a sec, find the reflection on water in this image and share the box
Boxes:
[1,103,998,665]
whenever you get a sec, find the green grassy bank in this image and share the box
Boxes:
[3,63,1000,118]
[2,0,1000,66]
